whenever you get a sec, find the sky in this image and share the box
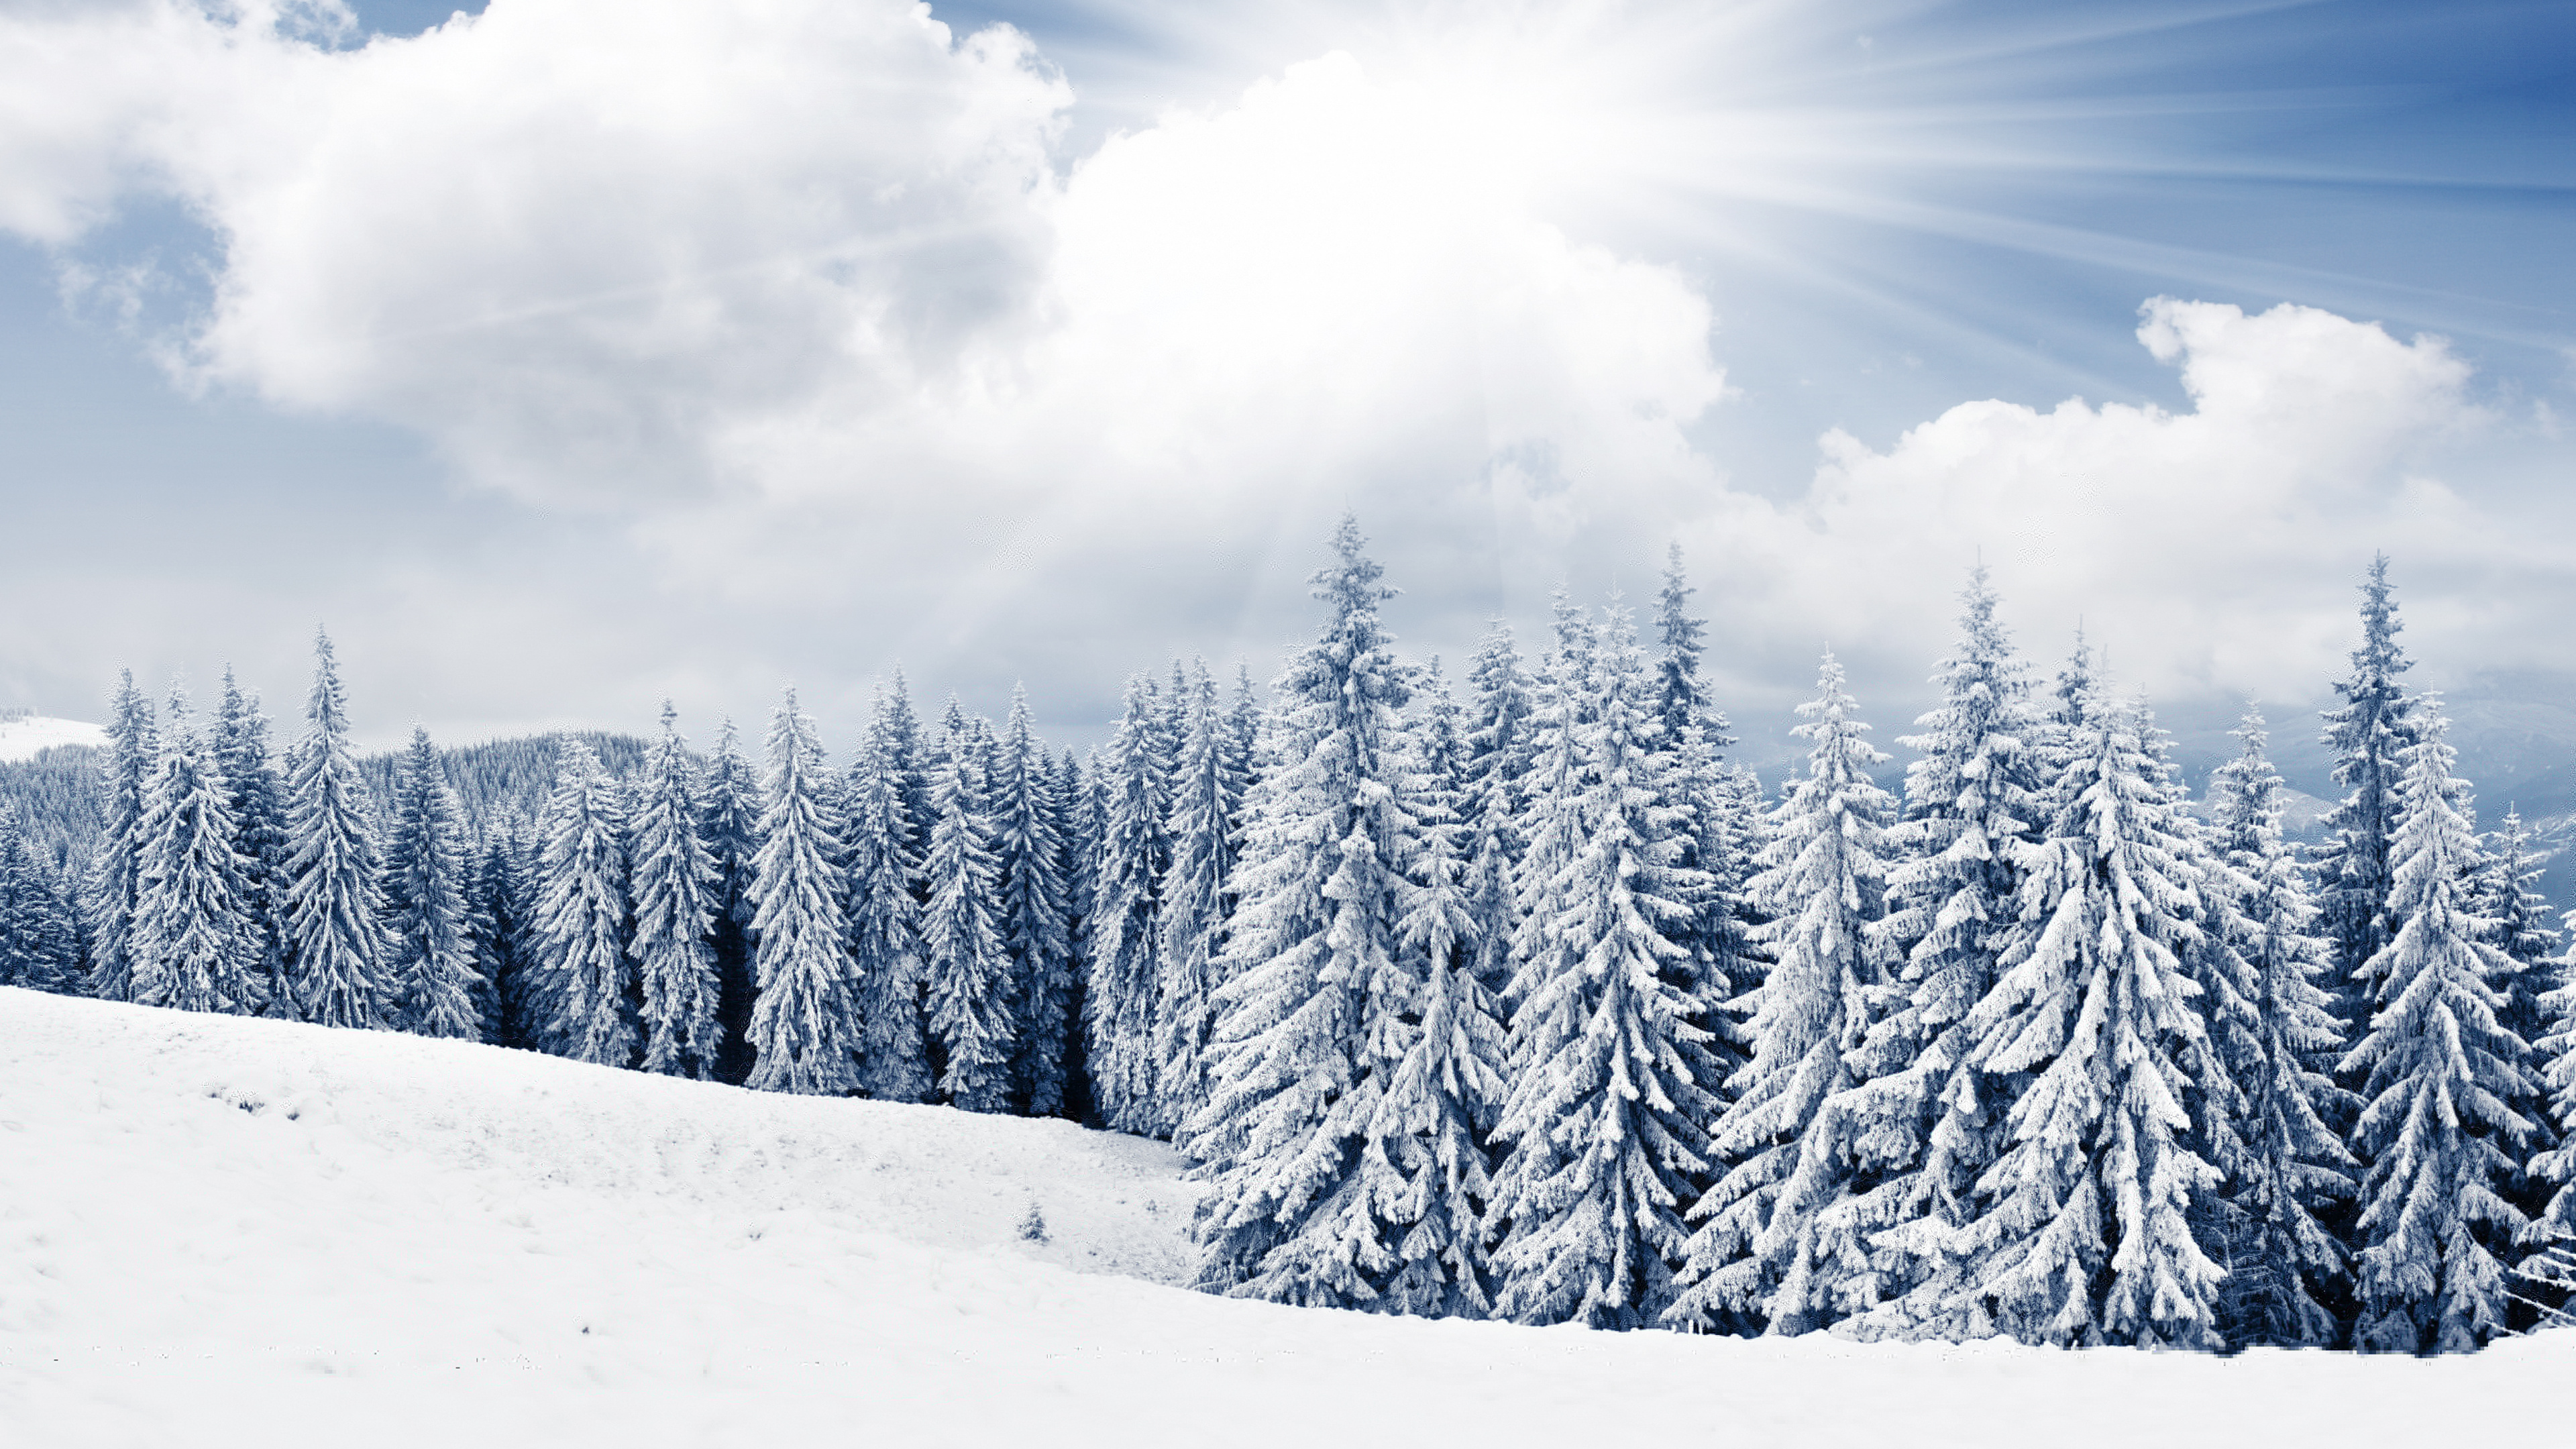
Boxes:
[1,0,2573,782]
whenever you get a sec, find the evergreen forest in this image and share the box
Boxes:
[4,519,2573,1354]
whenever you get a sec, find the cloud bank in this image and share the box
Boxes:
[0,0,2565,743]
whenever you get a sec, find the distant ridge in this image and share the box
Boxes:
[0,714,109,763]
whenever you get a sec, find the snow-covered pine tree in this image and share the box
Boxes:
[631,705,722,1077]
[1464,621,1536,814]
[2316,555,2422,1037]
[1226,664,1261,796]
[1650,545,1757,1134]
[0,810,79,993]
[1086,674,1173,1135]
[1930,692,2224,1347]
[474,819,545,1049]
[1371,656,1509,1318]
[1460,623,1532,999]
[1490,603,1720,1330]
[1668,652,1894,1336]
[2471,809,2561,1073]
[994,688,1075,1118]
[847,700,930,1104]
[384,726,481,1038]
[879,671,935,865]
[2343,699,2542,1352]
[531,737,636,1067]
[2534,916,2576,1285]
[87,670,158,1002]
[700,718,763,1085]
[1830,568,2047,1336]
[1157,660,1240,1135]
[130,686,267,1014]
[1189,517,1418,1305]
[1505,592,1600,1034]
[745,690,861,1095]
[2196,707,2357,1348]
[212,668,292,1016]
[1057,747,1102,1121]
[282,631,393,1029]
[922,717,1016,1113]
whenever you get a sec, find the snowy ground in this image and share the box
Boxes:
[0,716,105,763]
[2,988,2565,1448]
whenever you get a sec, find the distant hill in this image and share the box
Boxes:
[0,730,655,867]
[0,712,109,763]
[356,731,653,841]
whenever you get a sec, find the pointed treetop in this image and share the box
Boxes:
[2348,552,2412,683]
[1316,513,1397,610]
[2053,628,2098,728]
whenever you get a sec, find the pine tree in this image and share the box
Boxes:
[473,820,544,1050]
[1932,694,2225,1346]
[1669,653,1894,1336]
[0,811,79,994]
[2316,555,2422,1037]
[1055,749,1102,1121]
[2471,809,2561,1071]
[700,718,763,1085]
[745,690,861,1095]
[130,686,268,1014]
[385,726,482,1038]
[1506,591,1600,1043]
[282,631,393,1029]
[211,669,292,1016]
[1831,570,2049,1337]
[87,669,158,1002]
[631,705,722,1077]
[1189,517,1419,1305]
[994,688,1075,1118]
[1373,658,1509,1317]
[2534,919,2576,1277]
[2343,700,2542,1352]
[1650,546,1757,1140]
[1226,664,1262,797]
[1464,621,1536,825]
[1490,604,1719,1329]
[1157,661,1241,1135]
[532,737,635,1067]
[2198,707,2357,1347]
[1458,623,1531,1001]
[922,721,1016,1112]
[879,671,934,865]
[847,700,931,1104]
[1086,674,1173,1135]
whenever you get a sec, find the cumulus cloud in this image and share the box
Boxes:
[1687,298,2548,717]
[1,0,2567,746]
[1,0,1073,504]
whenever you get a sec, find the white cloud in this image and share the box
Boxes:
[3,1,2569,744]
[1687,298,2543,711]
[1,3,1729,574]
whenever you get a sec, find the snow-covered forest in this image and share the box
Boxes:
[4,519,2571,1354]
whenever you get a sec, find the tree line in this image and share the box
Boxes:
[1,523,2570,1354]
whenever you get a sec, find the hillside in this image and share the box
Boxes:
[3,989,2568,1448]
[0,715,107,763]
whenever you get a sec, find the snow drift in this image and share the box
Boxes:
[0,987,2565,1447]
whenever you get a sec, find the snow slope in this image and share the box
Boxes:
[0,716,105,763]
[2,988,2567,1448]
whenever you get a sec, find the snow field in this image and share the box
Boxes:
[0,718,106,764]
[3,986,2567,1448]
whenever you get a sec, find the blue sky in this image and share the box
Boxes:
[1,0,2571,774]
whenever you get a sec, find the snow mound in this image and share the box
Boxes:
[3,987,2568,1448]
[0,715,106,763]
